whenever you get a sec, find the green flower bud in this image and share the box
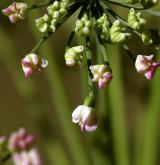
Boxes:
[110,20,131,44]
[35,14,51,33]
[141,31,153,45]
[75,14,92,37]
[96,14,110,40]
[126,0,141,4]
[47,0,68,19]
[128,8,146,30]
[64,46,84,66]
[141,0,159,8]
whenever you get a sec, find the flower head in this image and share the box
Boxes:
[2,2,28,23]
[135,55,160,80]
[72,105,97,132]
[22,53,48,77]
[8,128,36,152]
[13,149,41,165]
[90,64,113,89]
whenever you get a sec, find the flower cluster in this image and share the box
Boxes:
[2,2,28,23]
[90,65,113,89]
[2,0,160,133]
[0,128,41,165]
[75,14,92,36]
[36,0,70,33]
[65,46,84,66]
[21,53,48,77]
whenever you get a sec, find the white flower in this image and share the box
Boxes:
[72,105,97,132]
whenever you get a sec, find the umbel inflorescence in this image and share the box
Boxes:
[2,0,160,133]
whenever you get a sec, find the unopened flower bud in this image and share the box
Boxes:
[110,20,130,44]
[13,149,41,165]
[22,53,48,77]
[2,2,28,23]
[135,54,160,80]
[65,46,84,66]
[96,14,110,40]
[90,64,113,89]
[47,0,67,18]
[75,14,92,37]
[72,105,97,132]
[35,14,51,33]
[128,9,146,30]
[141,31,153,45]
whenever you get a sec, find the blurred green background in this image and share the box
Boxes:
[0,0,160,165]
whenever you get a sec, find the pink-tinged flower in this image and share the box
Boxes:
[8,128,36,152]
[13,149,41,165]
[22,53,48,77]
[135,55,160,80]
[90,64,113,89]
[72,105,97,132]
[2,2,28,23]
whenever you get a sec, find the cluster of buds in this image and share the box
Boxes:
[90,64,113,89]
[0,128,41,165]
[126,0,159,7]
[75,14,92,36]
[72,96,97,132]
[96,14,110,40]
[21,53,48,77]
[110,20,131,44]
[128,8,146,30]
[2,2,28,23]
[135,55,160,80]
[36,0,70,33]
[8,128,35,152]
[64,46,84,66]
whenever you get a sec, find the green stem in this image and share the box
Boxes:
[96,33,109,64]
[85,37,94,97]
[30,32,52,53]
[67,30,75,47]
[122,44,136,62]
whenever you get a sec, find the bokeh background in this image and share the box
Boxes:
[0,0,160,165]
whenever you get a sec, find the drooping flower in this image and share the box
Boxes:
[2,2,28,23]
[8,128,35,152]
[13,149,41,165]
[22,53,48,77]
[64,46,84,66]
[72,105,97,132]
[135,55,160,80]
[90,64,113,89]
